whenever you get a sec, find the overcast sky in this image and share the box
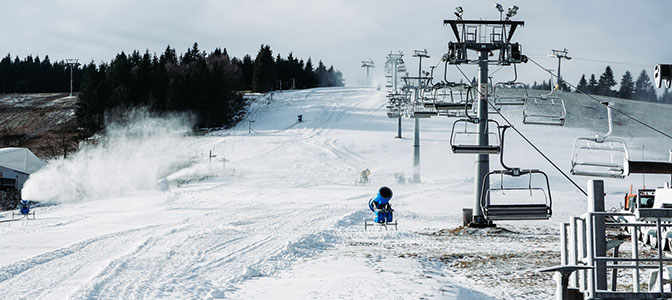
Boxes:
[3,0,671,89]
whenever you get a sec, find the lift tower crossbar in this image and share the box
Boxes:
[443,16,525,227]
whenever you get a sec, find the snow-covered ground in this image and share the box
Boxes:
[1,87,671,299]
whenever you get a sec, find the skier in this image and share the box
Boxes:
[368,186,393,223]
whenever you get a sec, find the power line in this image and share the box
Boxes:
[527,57,672,141]
[454,65,588,196]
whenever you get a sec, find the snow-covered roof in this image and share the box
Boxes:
[0,147,45,174]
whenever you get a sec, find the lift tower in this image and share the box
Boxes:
[65,58,79,97]
[361,59,375,86]
[444,6,526,226]
[385,52,406,139]
[549,48,571,91]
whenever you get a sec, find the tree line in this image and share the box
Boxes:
[530,66,672,104]
[0,54,83,93]
[0,43,345,133]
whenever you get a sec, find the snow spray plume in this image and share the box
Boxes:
[21,109,210,203]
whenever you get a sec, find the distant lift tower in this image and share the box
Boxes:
[412,49,429,183]
[361,59,375,86]
[65,58,79,97]
[444,5,526,227]
[549,48,571,91]
[385,52,405,138]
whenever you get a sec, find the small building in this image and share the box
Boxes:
[0,148,45,191]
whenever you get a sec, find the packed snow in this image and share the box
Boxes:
[1,87,671,299]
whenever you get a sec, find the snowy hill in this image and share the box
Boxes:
[1,87,671,299]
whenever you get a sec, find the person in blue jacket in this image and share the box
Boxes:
[368,186,393,223]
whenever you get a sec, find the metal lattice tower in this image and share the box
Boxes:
[549,48,571,91]
[65,58,79,97]
[444,5,525,227]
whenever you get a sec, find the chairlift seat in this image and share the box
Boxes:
[450,118,501,154]
[435,102,472,110]
[411,111,437,118]
[484,204,552,220]
[387,111,401,118]
[452,145,501,154]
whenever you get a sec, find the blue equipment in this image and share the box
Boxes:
[12,199,35,220]
[365,186,398,230]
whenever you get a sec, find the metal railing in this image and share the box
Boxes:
[561,210,672,299]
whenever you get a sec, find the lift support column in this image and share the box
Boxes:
[472,50,491,225]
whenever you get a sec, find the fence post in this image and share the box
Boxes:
[588,179,607,292]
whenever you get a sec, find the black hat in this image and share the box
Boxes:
[379,186,392,199]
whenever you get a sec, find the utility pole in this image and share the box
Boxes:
[412,49,429,183]
[361,59,375,86]
[65,58,79,97]
[549,48,571,91]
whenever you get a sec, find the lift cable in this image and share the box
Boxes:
[525,55,654,68]
[454,64,588,196]
[527,57,672,141]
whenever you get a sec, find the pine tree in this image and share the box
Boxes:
[576,74,588,93]
[660,88,672,104]
[587,74,598,94]
[303,58,317,88]
[617,71,634,99]
[634,69,657,102]
[597,66,617,96]
[251,45,276,92]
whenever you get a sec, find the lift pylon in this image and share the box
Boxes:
[444,6,526,227]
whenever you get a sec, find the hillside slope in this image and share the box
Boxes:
[0,93,78,159]
[0,87,671,299]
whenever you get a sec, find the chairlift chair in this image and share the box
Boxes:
[481,169,553,220]
[523,71,566,125]
[494,82,528,105]
[493,64,527,106]
[570,103,629,178]
[480,126,552,221]
[434,86,474,112]
[522,95,566,125]
[450,118,501,154]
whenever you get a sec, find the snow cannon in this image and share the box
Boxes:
[365,186,397,230]
[13,199,35,220]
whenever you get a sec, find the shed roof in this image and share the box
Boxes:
[0,148,45,174]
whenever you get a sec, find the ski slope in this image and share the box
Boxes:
[1,87,671,299]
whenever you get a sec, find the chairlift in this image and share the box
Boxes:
[433,85,474,112]
[570,103,629,178]
[522,96,566,125]
[493,64,527,106]
[523,72,566,125]
[480,126,552,221]
[386,92,406,119]
[450,118,501,154]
